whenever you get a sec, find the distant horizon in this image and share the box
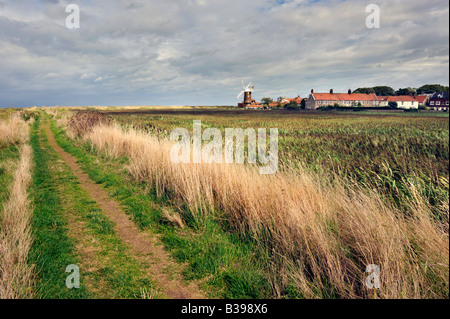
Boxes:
[2,83,448,108]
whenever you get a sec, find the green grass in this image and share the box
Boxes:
[49,114,276,299]
[29,117,91,298]
[30,116,162,299]
[57,167,163,299]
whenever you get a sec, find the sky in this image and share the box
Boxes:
[0,0,448,107]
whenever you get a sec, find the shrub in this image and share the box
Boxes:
[388,101,398,109]
[68,111,112,137]
[20,110,39,122]
[284,102,300,110]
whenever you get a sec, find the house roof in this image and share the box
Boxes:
[386,96,422,102]
[415,95,428,103]
[312,93,378,101]
[281,96,302,104]
[430,92,449,100]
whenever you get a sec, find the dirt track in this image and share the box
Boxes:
[43,122,204,299]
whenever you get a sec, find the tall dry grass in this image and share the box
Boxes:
[0,144,34,299]
[67,119,448,299]
[0,113,30,146]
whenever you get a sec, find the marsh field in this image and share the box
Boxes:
[1,106,448,299]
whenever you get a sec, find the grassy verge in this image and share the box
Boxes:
[49,115,276,299]
[30,116,162,298]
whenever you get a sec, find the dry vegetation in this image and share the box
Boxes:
[0,112,34,299]
[0,113,31,147]
[58,110,448,299]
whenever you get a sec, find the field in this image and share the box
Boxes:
[104,108,449,212]
[0,106,448,299]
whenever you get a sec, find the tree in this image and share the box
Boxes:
[300,99,306,109]
[395,87,416,96]
[354,87,375,94]
[261,97,273,106]
[417,84,449,94]
[284,101,300,110]
[372,86,395,96]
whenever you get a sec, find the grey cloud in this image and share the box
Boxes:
[0,0,448,107]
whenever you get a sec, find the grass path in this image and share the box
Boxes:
[30,117,91,298]
[39,117,204,299]
[48,116,274,299]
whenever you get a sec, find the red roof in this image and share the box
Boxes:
[312,93,378,101]
[281,96,302,104]
[415,95,428,103]
[386,96,422,102]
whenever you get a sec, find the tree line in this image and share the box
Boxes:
[352,84,449,96]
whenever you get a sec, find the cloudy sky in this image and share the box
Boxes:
[0,0,448,107]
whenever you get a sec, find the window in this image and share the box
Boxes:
[436,101,441,105]
[446,101,449,105]
[430,101,435,105]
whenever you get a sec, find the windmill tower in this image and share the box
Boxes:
[237,80,255,107]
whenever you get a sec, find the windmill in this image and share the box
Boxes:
[237,80,255,107]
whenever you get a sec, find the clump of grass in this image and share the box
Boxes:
[0,144,34,299]
[162,208,185,229]
[67,121,448,299]
[0,113,30,146]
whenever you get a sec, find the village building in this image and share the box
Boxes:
[279,96,302,105]
[305,89,379,109]
[378,96,389,107]
[428,92,449,111]
[415,95,429,106]
[386,96,420,109]
[269,101,279,108]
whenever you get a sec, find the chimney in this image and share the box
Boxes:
[330,89,334,94]
[348,89,352,94]
[311,89,314,94]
